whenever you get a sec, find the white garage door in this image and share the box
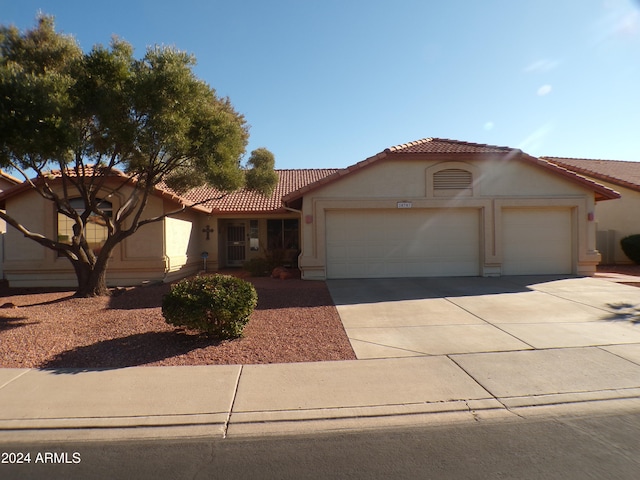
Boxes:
[502,208,573,275]
[326,209,480,279]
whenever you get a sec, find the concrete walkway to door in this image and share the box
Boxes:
[327,275,640,360]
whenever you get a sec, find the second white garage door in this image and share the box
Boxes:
[502,208,574,275]
[326,209,480,279]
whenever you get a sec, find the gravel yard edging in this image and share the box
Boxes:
[0,277,356,369]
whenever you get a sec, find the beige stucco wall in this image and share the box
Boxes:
[591,180,640,264]
[4,189,48,262]
[297,155,600,279]
[163,206,203,281]
[0,176,18,234]
[309,157,589,199]
[2,183,203,288]
[0,176,20,279]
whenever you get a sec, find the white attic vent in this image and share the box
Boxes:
[433,168,473,190]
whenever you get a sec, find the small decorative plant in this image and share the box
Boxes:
[242,257,272,277]
[162,275,257,339]
[620,234,640,265]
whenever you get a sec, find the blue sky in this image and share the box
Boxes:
[2,0,639,168]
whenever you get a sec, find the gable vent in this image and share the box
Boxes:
[433,169,472,190]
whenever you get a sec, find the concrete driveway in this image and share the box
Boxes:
[327,276,640,360]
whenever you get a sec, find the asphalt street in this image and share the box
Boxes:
[2,411,639,480]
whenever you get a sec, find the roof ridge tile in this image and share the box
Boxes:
[387,137,516,154]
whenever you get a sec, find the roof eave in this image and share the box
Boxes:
[542,157,640,194]
[281,147,621,207]
[283,151,389,207]
[209,207,290,215]
[0,170,22,185]
[152,185,213,214]
[0,170,208,213]
[522,154,621,201]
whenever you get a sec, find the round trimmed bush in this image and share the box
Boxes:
[621,234,640,264]
[162,275,257,338]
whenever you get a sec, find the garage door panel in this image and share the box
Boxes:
[326,209,480,279]
[502,208,573,275]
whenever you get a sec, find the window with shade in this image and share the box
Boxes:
[267,219,299,251]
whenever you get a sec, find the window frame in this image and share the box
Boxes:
[57,198,113,255]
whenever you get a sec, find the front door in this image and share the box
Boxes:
[226,223,246,267]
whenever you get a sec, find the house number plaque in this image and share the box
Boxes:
[397,202,413,209]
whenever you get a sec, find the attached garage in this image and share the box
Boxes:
[502,208,574,275]
[326,209,480,278]
[283,138,620,280]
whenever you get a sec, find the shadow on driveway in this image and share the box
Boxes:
[327,275,575,305]
[606,303,640,325]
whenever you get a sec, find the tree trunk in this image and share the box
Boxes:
[76,266,110,297]
[71,251,111,298]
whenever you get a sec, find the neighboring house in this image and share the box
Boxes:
[544,157,640,264]
[0,138,621,287]
[0,170,22,280]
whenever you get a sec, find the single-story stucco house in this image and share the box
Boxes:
[544,157,640,265]
[0,138,622,288]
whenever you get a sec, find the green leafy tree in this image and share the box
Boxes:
[0,16,277,297]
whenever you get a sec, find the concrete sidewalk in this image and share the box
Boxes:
[1,276,639,442]
[1,350,640,442]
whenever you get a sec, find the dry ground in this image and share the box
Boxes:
[1,266,638,369]
[0,276,356,369]
[596,264,640,287]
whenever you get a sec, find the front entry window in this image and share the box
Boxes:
[57,198,112,254]
[267,219,299,250]
[249,220,259,251]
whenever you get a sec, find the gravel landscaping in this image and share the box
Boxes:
[1,266,638,370]
[596,264,640,287]
[0,276,356,369]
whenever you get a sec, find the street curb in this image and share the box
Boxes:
[2,391,640,443]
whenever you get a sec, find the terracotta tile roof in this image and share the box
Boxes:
[0,166,209,213]
[544,157,640,193]
[386,137,517,154]
[0,166,337,214]
[0,165,127,203]
[166,169,338,213]
[284,137,620,205]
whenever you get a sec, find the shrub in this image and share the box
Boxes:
[242,257,272,277]
[162,275,257,338]
[243,248,298,276]
[620,234,640,264]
